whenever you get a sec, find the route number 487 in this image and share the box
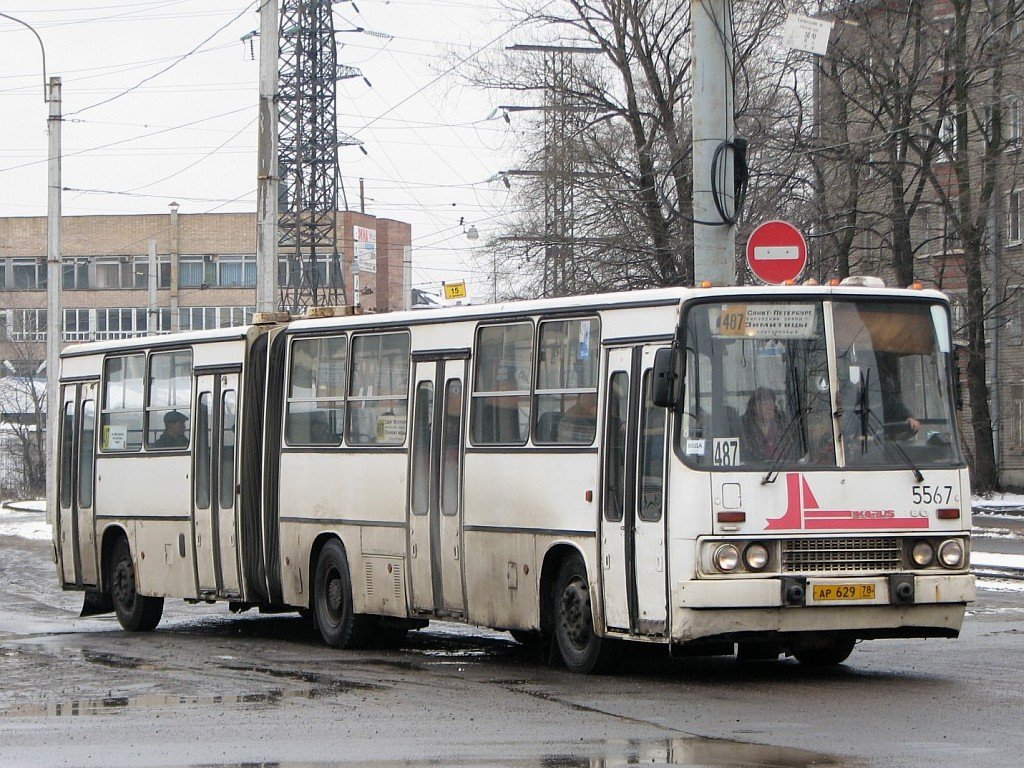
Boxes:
[912,485,954,505]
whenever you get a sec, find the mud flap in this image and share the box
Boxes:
[80,588,113,617]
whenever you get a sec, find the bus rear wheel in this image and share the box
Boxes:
[552,555,619,674]
[791,635,857,667]
[109,538,164,632]
[313,540,376,649]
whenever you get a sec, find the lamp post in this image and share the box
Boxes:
[1,12,61,525]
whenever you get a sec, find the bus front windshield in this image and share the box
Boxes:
[680,299,962,472]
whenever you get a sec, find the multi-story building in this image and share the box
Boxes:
[0,208,412,374]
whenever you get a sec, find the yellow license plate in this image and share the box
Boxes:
[812,583,876,601]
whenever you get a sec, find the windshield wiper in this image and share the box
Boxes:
[760,405,810,485]
[852,369,924,483]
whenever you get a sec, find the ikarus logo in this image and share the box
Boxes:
[766,473,929,531]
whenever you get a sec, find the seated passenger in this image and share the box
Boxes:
[154,409,188,449]
[740,388,789,462]
[557,394,597,443]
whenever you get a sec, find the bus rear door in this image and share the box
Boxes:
[600,345,669,637]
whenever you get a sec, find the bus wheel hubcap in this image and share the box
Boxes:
[326,572,344,619]
[561,580,590,649]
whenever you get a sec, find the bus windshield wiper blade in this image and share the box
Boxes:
[761,405,809,485]
[864,406,925,484]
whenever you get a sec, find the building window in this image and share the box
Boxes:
[63,309,92,342]
[12,259,46,290]
[62,260,89,289]
[1010,288,1024,347]
[179,306,253,331]
[1009,190,1022,245]
[181,254,256,288]
[96,308,147,339]
[11,309,47,341]
[940,113,959,160]
[93,258,140,289]
[1009,97,1022,146]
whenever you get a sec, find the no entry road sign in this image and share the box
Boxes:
[746,220,807,284]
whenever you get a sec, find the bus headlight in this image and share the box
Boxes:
[743,543,770,571]
[937,539,965,569]
[910,541,934,567]
[713,544,740,572]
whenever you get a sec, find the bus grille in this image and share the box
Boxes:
[781,537,903,574]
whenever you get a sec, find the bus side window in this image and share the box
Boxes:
[101,354,145,452]
[637,371,666,522]
[146,350,193,450]
[603,372,628,523]
[195,392,212,509]
[78,400,96,509]
[347,332,411,446]
[471,322,533,445]
[219,391,237,509]
[285,335,346,446]
[534,318,600,445]
[59,400,75,508]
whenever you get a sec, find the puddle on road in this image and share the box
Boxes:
[0,677,381,719]
[178,736,850,768]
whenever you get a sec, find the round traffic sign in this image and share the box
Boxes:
[745,220,807,284]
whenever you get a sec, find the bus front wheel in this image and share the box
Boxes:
[552,555,619,674]
[109,538,163,632]
[313,540,375,649]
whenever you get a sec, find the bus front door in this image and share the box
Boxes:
[600,346,669,637]
[192,372,242,598]
[408,356,467,616]
[57,382,100,587]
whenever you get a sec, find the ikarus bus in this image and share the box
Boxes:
[52,283,974,673]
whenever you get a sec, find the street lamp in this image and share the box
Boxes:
[1,12,61,524]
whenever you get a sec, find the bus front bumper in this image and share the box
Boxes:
[674,573,975,641]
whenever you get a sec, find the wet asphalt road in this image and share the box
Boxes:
[1,520,1022,768]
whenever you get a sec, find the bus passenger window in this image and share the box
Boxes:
[440,379,462,516]
[285,336,346,446]
[471,322,533,445]
[145,350,193,450]
[195,393,212,509]
[101,354,145,451]
[59,400,75,508]
[411,382,433,516]
[603,372,628,523]
[78,401,96,509]
[637,372,666,522]
[219,391,236,509]
[535,318,600,444]
[347,332,411,446]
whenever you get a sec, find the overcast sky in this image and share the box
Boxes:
[0,0,521,298]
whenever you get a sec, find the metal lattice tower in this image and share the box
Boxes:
[277,0,347,311]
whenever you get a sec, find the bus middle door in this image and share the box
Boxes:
[408,354,468,617]
[192,371,242,598]
[600,345,669,637]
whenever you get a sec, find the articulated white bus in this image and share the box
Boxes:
[53,284,974,673]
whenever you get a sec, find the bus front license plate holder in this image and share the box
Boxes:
[811,583,876,602]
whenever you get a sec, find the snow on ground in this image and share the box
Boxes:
[0,505,50,541]
[973,493,1024,513]
[972,526,1021,540]
[972,551,1024,570]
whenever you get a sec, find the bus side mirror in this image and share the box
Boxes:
[953,347,964,410]
[652,348,682,408]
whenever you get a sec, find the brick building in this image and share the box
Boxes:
[0,209,412,373]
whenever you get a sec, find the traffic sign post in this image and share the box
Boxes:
[745,220,808,285]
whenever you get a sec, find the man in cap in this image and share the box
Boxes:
[154,409,189,449]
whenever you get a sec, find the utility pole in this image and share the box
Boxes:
[691,0,737,285]
[45,77,62,529]
[255,0,279,314]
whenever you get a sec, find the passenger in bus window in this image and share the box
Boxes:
[154,409,188,449]
[740,388,788,462]
[557,393,597,443]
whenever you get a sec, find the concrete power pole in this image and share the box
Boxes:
[255,0,280,314]
[45,76,62,528]
[691,0,737,285]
